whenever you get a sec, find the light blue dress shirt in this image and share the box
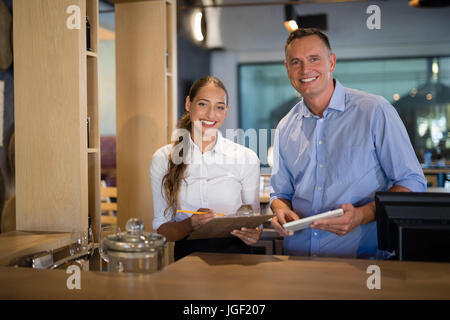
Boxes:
[270,79,427,259]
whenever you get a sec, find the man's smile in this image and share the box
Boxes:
[300,76,319,83]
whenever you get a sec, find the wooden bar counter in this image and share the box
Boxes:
[0,231,77,266]
[1,252,450,299]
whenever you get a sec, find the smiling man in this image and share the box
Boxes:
[270,28,427,259]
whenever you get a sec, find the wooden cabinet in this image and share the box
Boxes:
[114,0,178,232]
[13,0,101,242]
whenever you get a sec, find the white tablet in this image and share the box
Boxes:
[283,209,344,232]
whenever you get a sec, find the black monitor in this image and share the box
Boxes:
[375,192,450,262]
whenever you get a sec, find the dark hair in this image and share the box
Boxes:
[285,28,332,55]
[161,76,228,218]
[187,76,229,105]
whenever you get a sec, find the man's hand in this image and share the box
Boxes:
[270,198,299,236]
[271,207,299,237]
[310,203,365,236]
[309,185,410,237]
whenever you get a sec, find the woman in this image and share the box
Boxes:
[151,76,261,260]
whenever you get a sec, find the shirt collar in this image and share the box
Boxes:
[327,79,346,112]
[298,100,314,119]
[212,130,226,154]
[298,78,346,119]
[188,130,225,154]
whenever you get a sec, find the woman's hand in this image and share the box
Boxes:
[190,208,216,230]
[231,227,261,246]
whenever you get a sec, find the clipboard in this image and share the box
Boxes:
[187,214,274,240]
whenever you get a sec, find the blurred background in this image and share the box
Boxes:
[94,0,450,178]
[1,0,450,201]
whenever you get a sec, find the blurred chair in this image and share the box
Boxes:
[101,180,117,226]
[100,136,116,187]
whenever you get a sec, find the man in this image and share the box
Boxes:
[270,28,426,259]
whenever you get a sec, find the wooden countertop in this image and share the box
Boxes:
[1,252,450,299]
[0,231,77,266]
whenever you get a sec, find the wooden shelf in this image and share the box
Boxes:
[86,51,97,58]
[14,0,101,245]
[86,0,101,250]
[423,168,450,174]
[0,231,77,266]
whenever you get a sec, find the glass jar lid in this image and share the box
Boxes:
[103,218,166,252]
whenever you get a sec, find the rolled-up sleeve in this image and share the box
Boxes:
[270,127,295,207]
[150,147,172,231]
[372,101,427,192]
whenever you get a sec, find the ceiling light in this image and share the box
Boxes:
[284,20,298,32]
[409,0,450,8]
[432,59,439,74]
[193,11,204,42]
[284,5,298,32]
[284,4,328,32]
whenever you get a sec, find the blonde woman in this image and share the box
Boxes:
[151,76,261,260]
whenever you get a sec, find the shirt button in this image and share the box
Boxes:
[314,232,318,236]
[318,140,323,145]
[319,164,323,168]
[317,186,322,191]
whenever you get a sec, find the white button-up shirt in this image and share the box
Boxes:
[151,132,260,231]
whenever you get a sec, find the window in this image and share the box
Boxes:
[238,56,450,165]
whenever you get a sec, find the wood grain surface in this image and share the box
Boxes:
[14,0,89,233]
[115,0,168,233]
[0,231,77,266]
[1,252,449,299]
